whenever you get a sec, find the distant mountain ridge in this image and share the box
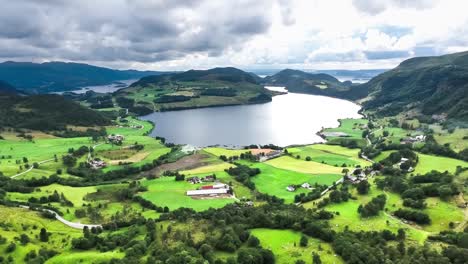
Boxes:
[360,51,468,122]
[0,61,164,93]
[130,67,258,87]
[263,69,369,100]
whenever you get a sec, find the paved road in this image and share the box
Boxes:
[19,205,102,230]
[11,158,55,179]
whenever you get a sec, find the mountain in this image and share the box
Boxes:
[0,93,110,131]
[117,67,273,113]
[130,67,258,87]
[263,69,368,100]
[0,61,163,93]
[361,51,468,122]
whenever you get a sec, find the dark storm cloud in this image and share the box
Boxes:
[0,0,275,63]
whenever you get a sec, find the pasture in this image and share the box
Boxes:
[242,161,341,203]
[250,228,343,264]
[265,156,343,175]
[140,177,235,212]
[414,153,468,174]
[287,144,370,167]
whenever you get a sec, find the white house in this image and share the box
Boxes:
[286,185,296,192]
[301,183,312,189]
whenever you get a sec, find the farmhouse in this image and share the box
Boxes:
[88,159,106,169]
[108,134,125,144]
[255,149,283,162]
[301,182,312,189]
[186,176,201,184]
[401,135,426,144]
[202,175,215,182]
[286,185,296,192]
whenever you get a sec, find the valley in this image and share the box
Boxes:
[0,53,467,264]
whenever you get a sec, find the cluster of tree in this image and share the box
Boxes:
[429,230,468,248]
[200,88,237,97]
[417,135,468,161]
[23,248,58,263]
[225,164,260,190]
[87,95,114,109]
[393,208,431,225]
[115,97,153,115]
[376,171,458,205]
[294,185,328,204]
[154,94,193,103]
[380,149,418,171]
[69,145,90,157]
[318,187,351,208]
[52,127,107,139]
[358,194,386,217]
[27,190,73,206]
[162,170,185,181]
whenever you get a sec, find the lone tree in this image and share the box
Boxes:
[357,180,370,195]
[312,253,322,264]
[39,228,49,242]
[300,235,308,247]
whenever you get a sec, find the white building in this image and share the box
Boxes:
[186,188,229,196]
[286,185,296,192]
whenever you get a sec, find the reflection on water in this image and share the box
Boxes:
[141,93,362,147]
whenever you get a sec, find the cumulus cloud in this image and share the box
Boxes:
[0,0,467,70]
[0,0,275,64]
[352,0,438,15]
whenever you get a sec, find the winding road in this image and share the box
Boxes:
[10,158,55,179]
[19,205,102,230]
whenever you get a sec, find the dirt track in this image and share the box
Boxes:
[142,153,214,177]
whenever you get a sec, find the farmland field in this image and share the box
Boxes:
[250,228,343,264]
[414,153,468,174]
[242,161,341,203]
[140,177,235,211]
[265,156,343,174]
[287,144,370,167]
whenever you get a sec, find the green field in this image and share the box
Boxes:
[250,228,343,264]
[324,118,367,137]
[431,125,468,152]
[287,144,370,167]
[414,153,468,174]
[240,161,341,203]
[0,205,82,262]
[140,177,235,212]
[204,147,249,158]
[265,156,343,175]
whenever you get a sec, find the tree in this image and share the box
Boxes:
[20,234,30,245]
[312,253,322,264]
[40,228,49,242]
[383,130,389,137]
[299,235,308,247]
[438,185,452,201]
[62,155,77,167]
[357,180,370,195]
[247,235,260,247]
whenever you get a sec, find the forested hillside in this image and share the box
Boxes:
[361,51,468,123]
[0,93,110,130]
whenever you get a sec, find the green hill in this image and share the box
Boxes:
[361,51,468,122]
[263,69,368,100]
[0,61,163,93]
[0,93,110,131]
[117,67,273,113]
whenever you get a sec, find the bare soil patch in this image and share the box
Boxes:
[142,153,215,177]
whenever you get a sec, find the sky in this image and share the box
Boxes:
[1,0,468,71]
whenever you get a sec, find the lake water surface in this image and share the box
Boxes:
[141,92,362,147]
